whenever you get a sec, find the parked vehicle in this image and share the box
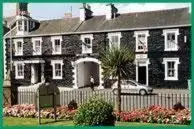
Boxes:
[112,80,153,95]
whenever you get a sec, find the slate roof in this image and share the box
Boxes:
[4,7,191,37]
[77,7,190,32]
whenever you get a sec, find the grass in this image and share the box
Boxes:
[3,117,189,127]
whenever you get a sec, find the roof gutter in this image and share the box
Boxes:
[4,24,191,39]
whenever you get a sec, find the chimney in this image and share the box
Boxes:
[80,3,93,21]
[16,3,29,16]
[105,3,118,20]
[64,13,72,19]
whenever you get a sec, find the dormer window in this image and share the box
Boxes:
[80,34,93,54]
[16,18,29,35]
[18,21,23,31]
[24,20,28,31]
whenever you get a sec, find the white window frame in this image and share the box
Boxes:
[17,20,23,31]
[51,36,62,55]
[51,60,64,79]
[108,32,122,49]
[16,17,29,35]
[163,29,179,51]
[14,61,25,79]
[32,37,42,55]
[14,38,23,56]
[134,31,149,52]
[163,58,180,81]
[80,34,93,54]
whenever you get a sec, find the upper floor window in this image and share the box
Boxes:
[32,37,42,55]
[14,62,25,79]
[24,20,28,31]
[51,60,64,79]
[14,39,23,56]
[108,32,122,49]
[163,58,180,80]
[134,31,149,52]
[163,29,179,51]
[16,18,29,35]
[80,34,93,54]
[51,36,62,55]
[18,21,23,31]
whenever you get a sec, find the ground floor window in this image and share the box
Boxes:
[51,60,64,79]
[15,63,24,79]
[163,58,180,80]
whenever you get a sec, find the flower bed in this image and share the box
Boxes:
[3,104,191,125]
[3,104,76,120]
[115,105,191,125]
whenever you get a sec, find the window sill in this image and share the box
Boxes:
[33,53,42,56]
[53,77,63,80]
[164,49,178,52]
[164,78,178,81]
[15,76,24,79]
[15,54,23,56]
[52,52,62,55]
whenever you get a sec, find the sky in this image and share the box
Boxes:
[3,3,191,20]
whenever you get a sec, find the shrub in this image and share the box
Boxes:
[68,100,78,110]
[173,102,185,111]
[73,97,116,126]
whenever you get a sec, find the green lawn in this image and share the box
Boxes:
[3,117,188,127]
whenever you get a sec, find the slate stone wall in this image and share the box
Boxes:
[5,27,191,89]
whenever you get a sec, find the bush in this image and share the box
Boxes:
[68,100,78,110]
[73,97,116,126]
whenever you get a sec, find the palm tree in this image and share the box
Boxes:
[100,46,135,113]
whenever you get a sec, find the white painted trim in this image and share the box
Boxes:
[4,26,17,38]
[107,32,122,49]
[16,19,29,36]
[13,60,45,64]
[14,38,23,56]
[32,37,42,55]
[163,28,179,51]
[134,30,149,52]
[80,34,93,54]
[3,39,6,79]
[51,60,64,79]
[13,62,25,79]
[135,58,150,86]
[51,36,62,55]
[72,57,104,89]
[163,58,180,81]
[4,24,190,39]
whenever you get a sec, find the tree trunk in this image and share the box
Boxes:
[116,72,121,113]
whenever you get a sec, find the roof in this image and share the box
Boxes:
[29,17,81,35]
[3,16,15,24]
[77,7,190,32]
[4,7,191,38]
